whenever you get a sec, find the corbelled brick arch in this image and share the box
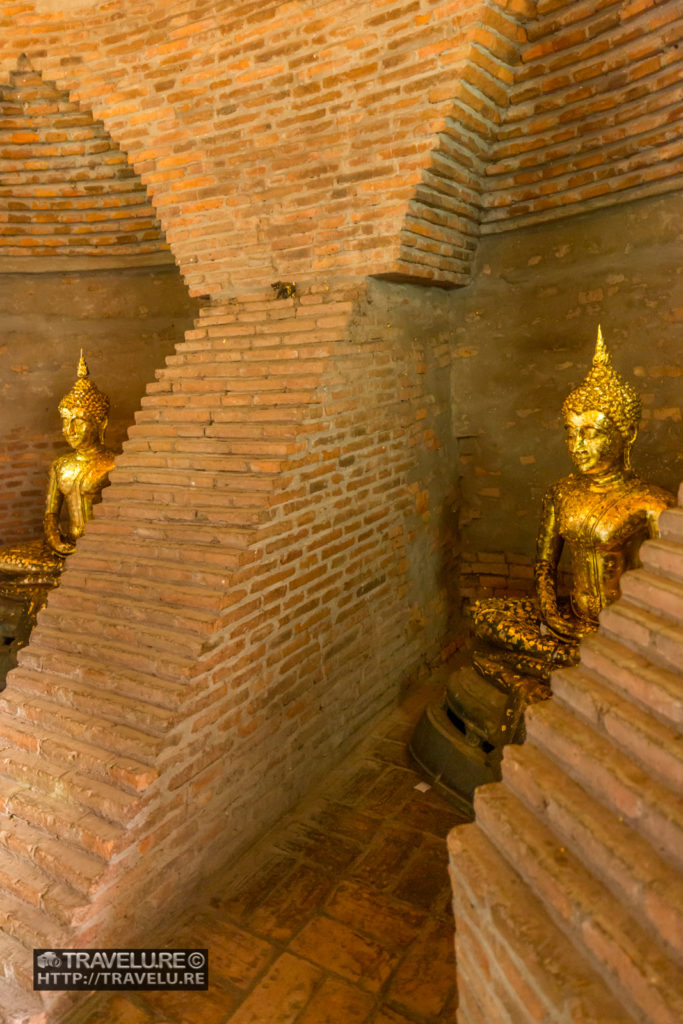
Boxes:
[1,0,532,296]
[483,0,683,227]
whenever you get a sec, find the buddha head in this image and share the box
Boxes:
[562,327,641,476]
[58,352,110,450]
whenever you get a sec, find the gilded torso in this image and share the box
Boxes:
[547,473,674,622]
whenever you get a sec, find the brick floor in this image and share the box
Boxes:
[66,674,467,1024]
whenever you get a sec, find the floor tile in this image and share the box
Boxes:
[349,823,423,890]
[246,860,338,942]
[64,676,463,1024]
[324,880,426,949]
[296,975,375,1024]
[227,952,322,1024]
[185,915,275,990]
[289,915,399,992]
[385,916,456,1019]
[138,985,236,1024]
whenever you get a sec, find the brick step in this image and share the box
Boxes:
[0,188,146,209]
[125,435,291,462]
[34,605,208,660]
[0,773,125,862]
[599,599,683,674]
[579,633,682,729]
[0,750,140,827]
[0,210,158,233]
[640,537,683,584]
[0,887,69,960]
[22,626,196,684]
[619,568,683,623]
[44,585,216,638]
[8,666,180,731]
[110,460,278,492]
[0,110,95,129]
[551,666,682,789]
[0,153,130,176]
[448,823,637,1023]
[0,205,157,226]
[0,715,158,795]
[0,139,122,161]
[525,700,683,870]
[658,507,683,545]
[0,178,148,199]
[0,684,161,765]
[0,166,137,187]
[45,586,216,638]
[0,977,46,1024]
[111,466,282,499]
[94,494,270,528]
[502,743,683,963]
[66,544,246,587]
[0,812,106,901]
[0,928,38,999]
[474,784,683,1024]
[58,564,233,611]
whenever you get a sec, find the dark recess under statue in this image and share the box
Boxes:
[409,327,675,813]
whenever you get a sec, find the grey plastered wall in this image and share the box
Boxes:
[449,191,682,560]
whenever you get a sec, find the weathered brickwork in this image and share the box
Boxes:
[0,0,679,1020]
[0,278,459,1019]
[0,62,170,259]
[2,1,680,294]
[483,0,683,229]
[450,496,683,1023]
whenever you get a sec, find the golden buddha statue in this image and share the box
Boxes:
[471,326,675,682]
[409,326,675,811]
[0,353,115,653]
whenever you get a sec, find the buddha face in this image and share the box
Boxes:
[564,409,625,477]
[61,411,101,450]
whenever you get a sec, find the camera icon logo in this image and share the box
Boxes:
[36,952,62,969]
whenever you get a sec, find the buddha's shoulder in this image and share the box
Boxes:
[543,474,583,502]
[628,476,676,511]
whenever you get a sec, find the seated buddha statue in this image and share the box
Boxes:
[0,352,115,651]
[471,326,675,683]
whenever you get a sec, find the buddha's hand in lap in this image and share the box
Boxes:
[44,515,76,556]
[543,610,594,642]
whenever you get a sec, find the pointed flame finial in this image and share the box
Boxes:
[77,349,89,379]
[593,324,611,368]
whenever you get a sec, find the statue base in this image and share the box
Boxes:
[408,657,551,812]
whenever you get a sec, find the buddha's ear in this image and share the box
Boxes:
[623,423,638,470]
[99,416,108,443]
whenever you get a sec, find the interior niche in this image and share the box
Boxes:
[0,59,199,544]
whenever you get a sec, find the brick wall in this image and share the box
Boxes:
[0,0,680,1018]
[0,61,170,259]
[482,0,683,229]
[2,0,679,295]
[0,278,459,1020]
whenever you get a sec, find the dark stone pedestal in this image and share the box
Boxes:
[408,657,550,813]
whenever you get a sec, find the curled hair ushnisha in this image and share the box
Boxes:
[58,351,110,425]
[562,326,641,441]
